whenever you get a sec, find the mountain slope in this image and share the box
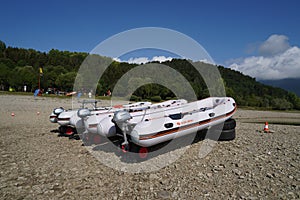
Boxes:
[260,78,300,97]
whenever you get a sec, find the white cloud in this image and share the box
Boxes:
[113,56,173,64]
[127,57,150,64]
[259,34,290,56]
[198,59,215,65]
[152,56,173,63]
[229,35,300,80]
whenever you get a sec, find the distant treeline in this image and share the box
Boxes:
[0,40,299,110]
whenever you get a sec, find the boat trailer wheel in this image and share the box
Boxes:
[138,147,149,159]
[121,143,130,153]
[93,134,102,144]
[65,127,74,136]
[121,143,149,160]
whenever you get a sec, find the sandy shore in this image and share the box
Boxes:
[0,94,299,199]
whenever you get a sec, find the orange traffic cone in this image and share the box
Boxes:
[263,122,270,133]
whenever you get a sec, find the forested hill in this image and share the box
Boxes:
[217,66,299,109]
[0,40,299,110]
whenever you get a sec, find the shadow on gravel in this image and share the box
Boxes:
[89,129,209,163]
[50,127,229,163]
[51,129,68,137]
[50,129,81,140]
[69,135,81,140]
[50,129,60,133]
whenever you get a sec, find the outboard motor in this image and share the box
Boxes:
[77,108,91,119]
[112,110,132,123]
[77,108,92,144]
[112,111,132,151]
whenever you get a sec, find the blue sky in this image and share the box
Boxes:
[1,0,300,79]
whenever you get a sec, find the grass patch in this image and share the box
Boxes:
[245,121,300,126]
[270,121,300,126]
[238,106,300,113]
[0,91,32,96]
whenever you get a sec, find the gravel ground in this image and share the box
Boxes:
[0,94,299,199]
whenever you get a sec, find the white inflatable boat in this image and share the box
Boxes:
[49,100,99,124]
[78,97,236,149]
[49,100,105,136]
[127,97,236,147]
[70,101,153,135]
[81,99,188,137]
[80,97,236,153]
[50,100,152,136]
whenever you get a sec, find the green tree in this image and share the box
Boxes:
[0,40,6,54]
[0,63,10,90]
[287,92,300,109]
[8,66,36,91]
[271,98,293,110]
[55,71,77,91]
